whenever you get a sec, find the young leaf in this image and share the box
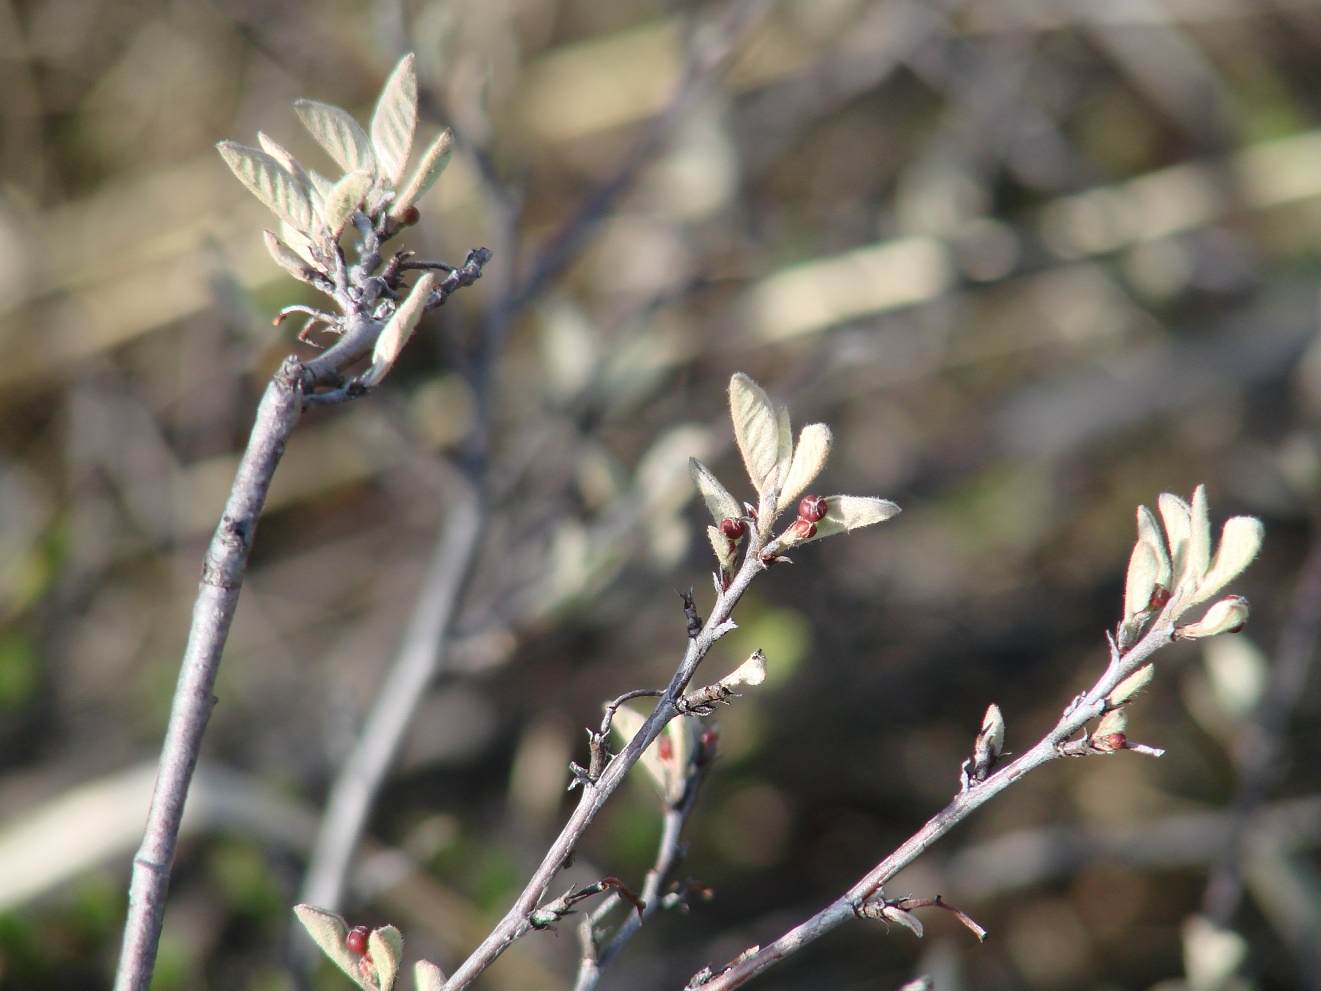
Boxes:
[1158,492,1191,586]
[263,230,321,283]
[391,128,454,219]
[808,495,902,540]
[1107,663,1154,706]
[415,961,446,991]
[367,926,403,991]
[293,905,368,988]
[774,405,793,491]
[1123,506,1171,622]
[256,132,317,206]
[363,273,437,388]
[322,171,374,238]
[217,142,316,234]
[1176,596,1250,640]
[278,220,320,267]
[1186,516,1264,610]
[295,99,379,177]
[1184,485,1212,594]
[706,524,737,574]
[690,458,742,524]
[371,53,418,185]
[777,423,832,514]
[729,373,780,497]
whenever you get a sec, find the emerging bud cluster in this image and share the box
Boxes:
[690,374,901,585]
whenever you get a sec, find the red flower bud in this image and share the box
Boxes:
[657,733,674,762]
[1099,732,1127,752]
[797,495,827,523]
[790,518,817,540]
[399,205,421,226]
[719,517,747,540]
[346,926,370,956]
[1148,586,1171,611]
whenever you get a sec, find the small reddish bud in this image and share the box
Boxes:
[719,517,746,540]
[346,926,370,956]
[1148,586,1171,611]
[790,518,817,540]
[797,495,827,523]
[399,205,421,226]
[657,733,674,762]
[1100,732,1127,752]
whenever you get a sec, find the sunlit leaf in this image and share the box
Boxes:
[729,373,780,497]
[415,961,446,991]
[293,905,368,989]
[364,273,437,387]
[322,171,374,238]
[295,99,379,177]
[777,423,832,515]
[1176,595,1250,639]
[808,495,901,540]
[263,230,321,283]
[690,458,742,524]
[1107,663,1153,706]
[371,53,418,185]
[1187,516,1264,610]
[368,926,403,991]
[391,128,453,219]
[217,142,315,234]
[1123,506,1171,622]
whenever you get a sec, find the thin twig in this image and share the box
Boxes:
[440,536,767,989]
[688,612,1180,990]
[573,737,711,991]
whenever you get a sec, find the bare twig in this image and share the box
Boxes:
[572,737,711,991]
[689,612,1181,990]
[115,358,306,991]
[440,536,765,989]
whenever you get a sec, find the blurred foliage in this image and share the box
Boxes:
[2,0,1321,989]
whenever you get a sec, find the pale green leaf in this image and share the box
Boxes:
[1176,595,1250,640]
[808,495,901,540]
[774,405,792,491]
[1107,663,1153,706]
[391,128,453,219]
[414,961,446,991]
[1158,492,1191,586]
[256,132,316,206]
[371,53,418,185]
[217,142,315,234]
[263,230,321,283]
[293,905,368,989]
[707,524,737,573]
[1123,506,1171,622]
[364,273,437,387]
[368,926,403,991]
[1186,516,1264,610]
[295,99,379,177]
[1184,484,1212,592]
[690,458,742,524]
[777,423,832,515]
[322,171,374,238]
[729,373,780,496]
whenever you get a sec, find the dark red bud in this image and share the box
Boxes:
[790,518,817,540]
[719,518,746,540]
[346,926,370,956]
[399,205,421,226]
[1100,732,1127,752]
[657,733,674,762]
[797,495,827,523]
[1148,586,1171,611]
